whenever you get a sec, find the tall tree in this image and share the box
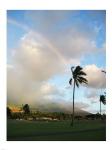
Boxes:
[69,66,88,126]
[23,104,30,114]
[99,95,106,115]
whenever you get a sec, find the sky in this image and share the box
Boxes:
[7,10,106,114]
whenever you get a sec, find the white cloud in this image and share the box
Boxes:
[8,14,103,64]
[23,11,105,63]
[85,89,99,99]
[26,11,80,32]
[84,88,100,104]
[7,64,90,112]
[83,64,106,89]
[36,100,90,113]
[51,29,99,61]
[40,83,64,96]
[7,32,105,112]
[7,11,105,113]
[7,65,64,105]
[12,31,65,81]
[7,31,66,108]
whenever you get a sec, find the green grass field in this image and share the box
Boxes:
[7,119,106,141]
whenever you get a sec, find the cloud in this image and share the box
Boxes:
[7,30,67,108]
[12,31,66,81]
[26,10,105,35]
[8,11,104,64]
[7,65,64,106]
[26,10,80,33]
[83,64,106,89]
[7,33,105,112]
[85,89,98,99]
[40,83,64,97]
[8,10,105,71]
[49,29,97,61]
[23,10,105,62]
[7,64,89,113]
[84,88,100,104]
[8,18,101,66]
[7,11,105,113]
[35,100,90,113]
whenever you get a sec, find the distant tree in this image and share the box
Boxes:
[69,66,88,126]
[23,104,30,114]
[100,95,106,115]
[7,107,12,118]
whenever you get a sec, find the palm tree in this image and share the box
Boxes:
[69,66,88,126]
[99,95,106,115]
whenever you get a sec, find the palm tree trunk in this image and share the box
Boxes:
[71,81,75,126]
[100,100,101,115]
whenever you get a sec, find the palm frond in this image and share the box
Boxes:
[78,71,87,76]
[75,80,79,88]
[103,100,106,105]
[78,76,88,84]
[74,66,83,74]
[77,78,87,85]
[76,78,82,84]
[71,66,74,74]
[69,78,72,85]
[100,95,106,105]
[71,66,74,71]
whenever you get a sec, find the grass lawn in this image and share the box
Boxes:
[7,119,106,141]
